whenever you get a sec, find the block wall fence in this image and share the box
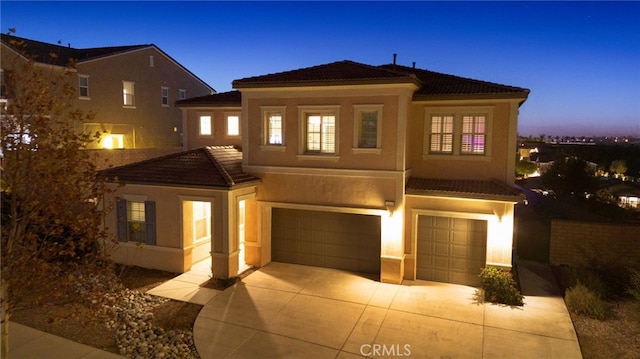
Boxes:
[549,219,640,267]
[86,147,183,170]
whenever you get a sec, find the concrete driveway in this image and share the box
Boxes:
[193,261,582,358]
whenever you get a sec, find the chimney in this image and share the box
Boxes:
[393,53,397,65]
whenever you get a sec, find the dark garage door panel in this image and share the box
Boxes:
[272,208,381,274]
[416,216,487,286]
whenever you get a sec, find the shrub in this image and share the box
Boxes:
[568,267,608,298]
[479,266,524,306]
[565,283,610,320]
[628,268,640,301]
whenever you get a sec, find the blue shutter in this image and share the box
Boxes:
[116,199,127,242]
[145,201,156,245]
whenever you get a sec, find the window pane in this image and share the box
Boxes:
[127,201,146,242]
[199,116,212,135]
[461,115,486,154]
[123,82,135,106]
[268,113,282,145]
[321,115,335,153]
[359,111,377,148]
[227,115,240,136]
[307,115,322,151]
[430,115,454,153]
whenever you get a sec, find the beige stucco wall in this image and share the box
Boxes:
[406,100,520,184]
[181,107,242,150]
[75,47,212,149]
[102,183,257,275]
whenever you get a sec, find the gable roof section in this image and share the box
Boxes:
[379,64,530,101]
[1,34,214,92]
[406,177,523,202]
[233,60,421,88]
[175,90,241,107]
[99,146,259,189]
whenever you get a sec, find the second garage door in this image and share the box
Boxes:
[416,216,487,286]
[272,208,381,274]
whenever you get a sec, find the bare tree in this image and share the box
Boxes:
[1,33,116,357]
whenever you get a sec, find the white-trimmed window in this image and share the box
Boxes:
[226,114,240,136]
[199,115,212,136]
[429,115,454,153]
[123,81,135,106]
[78,75,89,98]
[262,107,285,146]
[353,105,383,151]
[299,106,339,155]
[424,107,492,159]
[161,87,169,106]
[179,89,186,100]
[116,199,156,244]
[461,114,486,154]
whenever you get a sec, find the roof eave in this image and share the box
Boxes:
[412,91,530,102]
[233,77,421,89]
[405,189,524,203]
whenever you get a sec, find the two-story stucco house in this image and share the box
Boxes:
[1,34,214,149]
[103,59,529,286]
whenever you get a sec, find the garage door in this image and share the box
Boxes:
[416,216,487,286]
[272,208,381,274]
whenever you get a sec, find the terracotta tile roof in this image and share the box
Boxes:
[99,146,260,189]
[232,60,421,88]
[2,34,149,67]
[232,59,528,101]
[175,90,241,107]
[406,177,524,201]
[380,64,530,100]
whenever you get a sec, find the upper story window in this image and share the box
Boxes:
[429,115,454,153]
[199,115,212,136]
[149,55,154,67]
[161,87,169,106]
[179,89,186,100]
[306,114,336,154]
[299,106,339,156]
[424,106,493,159]
[226,114,240,136]
[123,81,135,107]
[353,105,383,153]
[461,115,486,154]
[262,107,285,147]
[78,75,89,98]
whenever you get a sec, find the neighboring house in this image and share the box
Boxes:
[100,146,260,276]
[597,182,640,210]
[1,34,214,149]
[176,90,242,150]
[162,59,529,286]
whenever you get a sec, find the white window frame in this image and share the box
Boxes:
[198,114,213,136]
[298,105,340,158]
[78,75,90,99]
[161,87,169,106]
[353,104,383,154]
[123,81,135,107]
[423,106,493,161]
[261,106,286,151]
[225,113,240,137]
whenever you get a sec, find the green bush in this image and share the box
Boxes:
[628,268,640,301]
[479,266,524,306]
[565,283,610,320]
[568,267,609,298]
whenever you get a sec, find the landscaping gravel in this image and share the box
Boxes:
[75,272,201,358]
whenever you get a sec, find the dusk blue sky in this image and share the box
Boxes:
[2,1,639,137]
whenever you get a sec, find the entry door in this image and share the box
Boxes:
[416,216,487,286]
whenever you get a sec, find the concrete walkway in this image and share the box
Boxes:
[9,259,582,358]
[193,260,582,358]
[7,321,125,359]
